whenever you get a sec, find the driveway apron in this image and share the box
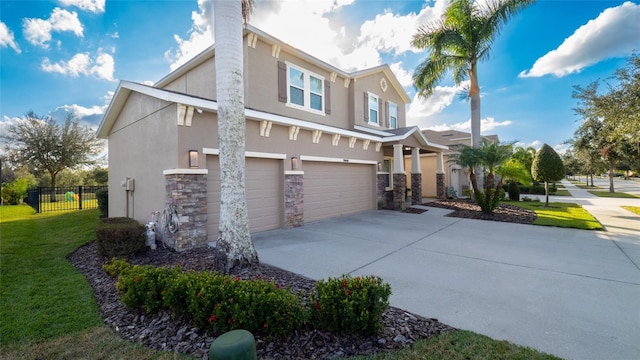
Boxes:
[253,185,640,360]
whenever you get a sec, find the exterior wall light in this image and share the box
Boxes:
[189,150,199,168]
[291,156,298,170]
[377,162,382,172]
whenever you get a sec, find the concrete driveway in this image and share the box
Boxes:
[253,183,640,360]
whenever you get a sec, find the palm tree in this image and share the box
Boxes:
[451,140,514,213]
[213,0,258,271]
[512,145,536,183]
[411,0,535,149]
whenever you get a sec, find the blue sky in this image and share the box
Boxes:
[1,0,639,154]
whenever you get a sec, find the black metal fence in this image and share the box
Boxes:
[26,186,107,213]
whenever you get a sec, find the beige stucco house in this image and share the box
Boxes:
[97,25,449,251]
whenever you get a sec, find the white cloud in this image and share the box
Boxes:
[58,0,105,13]
[389,62,413,88]
[406,81,468,126]
[165,0,213,71]
[0,21,21,53]
[520,1,640,78]
[41,51,115,81]
[166,0,447,72]
[23,7,83,47]
[357,1,448,55]
[425,117,512,133]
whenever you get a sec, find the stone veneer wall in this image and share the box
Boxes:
[164,173,208,251]
[411,173,422,205]
[393,173,407,211]
[436,173,445,199]
[284,173,303,228]
[376,173,387,209]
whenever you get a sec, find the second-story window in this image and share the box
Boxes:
[368,93,379,125]
[286,63,324,114]
[388,102,397,129]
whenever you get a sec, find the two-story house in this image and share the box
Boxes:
[97,25,448,251]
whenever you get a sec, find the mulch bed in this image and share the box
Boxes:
[424,199,537,224]
[70,243,454,359]
[69,199,533,359]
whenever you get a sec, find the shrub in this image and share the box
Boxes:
[106,260,306,339]
[309,275,391,335]
[95,217,146,258]
[96,188,108,218]
[508,182,520,201]
[530,184,545,195]
[102,258,132,277]
[116,264,180,313]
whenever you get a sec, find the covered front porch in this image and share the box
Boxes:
[377,128,448,210]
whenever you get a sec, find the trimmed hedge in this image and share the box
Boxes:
[309,275,392,335]
[96,217,146,258]
[103,260,393,339]
[96,188,108,218]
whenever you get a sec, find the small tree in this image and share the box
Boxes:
[531,144,565,207]
[452,140,514,213]
[1,111,103,201]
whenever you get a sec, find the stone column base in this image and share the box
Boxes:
[436,173,445,199]
[284,173,303,228]
[393,173,407,211]
[411,173,422,205]
[164,173,208,251]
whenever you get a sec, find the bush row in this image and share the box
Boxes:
[103,259,391,338]
[96,218,146,258]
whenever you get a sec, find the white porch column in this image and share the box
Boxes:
[436,151,445,174]
[411,147,421,174]
[393,144,405,174]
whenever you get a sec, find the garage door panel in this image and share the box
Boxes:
[304,162,375,223]
[207,157,281,241]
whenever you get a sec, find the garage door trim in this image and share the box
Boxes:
[203,147,286,160]
[300,155,378,165]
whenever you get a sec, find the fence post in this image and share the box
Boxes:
[78,186,83,210]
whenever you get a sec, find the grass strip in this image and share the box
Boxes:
[0,326,193,360]
[622,206,640,215]
[587,191,640,199]
[351,330,561,359]
[505,201,602,230]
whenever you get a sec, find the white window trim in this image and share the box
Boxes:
[388,101,398,129]
[383,156,393,190]
[286,62,325,116]
[368,92,380,126]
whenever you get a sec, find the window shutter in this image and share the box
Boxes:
[363,92,369,122]
[324,79,331,115]
[383,101,389,128]
[278,61,287,103]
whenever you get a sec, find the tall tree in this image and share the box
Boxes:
[531,144,565,207]
[412,0,534,149]
[1,111,102,199]
[213,0,258,271]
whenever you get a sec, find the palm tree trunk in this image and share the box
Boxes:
[468,63,483,190]
[213,0,258,272]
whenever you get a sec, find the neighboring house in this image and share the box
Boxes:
[97,25,448,251]
[414,129,499,197]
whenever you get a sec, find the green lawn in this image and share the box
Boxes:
[622,206,640,215]
[0,206,561,359]
[505,201,603,230]
[353,330,560,360]
[0,205,189,359]
[587,190,640,199]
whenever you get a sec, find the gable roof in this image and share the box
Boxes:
[422,129,499,149]
[154,24,411,103]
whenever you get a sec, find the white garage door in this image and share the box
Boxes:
[207,156,282,241]
[303,162,375,223]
